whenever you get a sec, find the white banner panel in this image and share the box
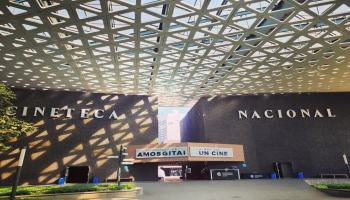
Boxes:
[190,147,233,158]
[136,147,188,159]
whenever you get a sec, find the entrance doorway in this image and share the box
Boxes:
[158,165,182,182]
[273,162,294,178]
[65,166,90,183]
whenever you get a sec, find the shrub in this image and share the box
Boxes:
[0,183,136,197]
[0,84,36,151]
[314,183,350,190]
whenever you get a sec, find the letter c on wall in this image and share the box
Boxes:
[6,106,17,116]
[264,110,274,118]
[94,109,104,119]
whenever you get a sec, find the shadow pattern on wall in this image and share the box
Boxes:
[181,93,350,177]
[0,89,158,185]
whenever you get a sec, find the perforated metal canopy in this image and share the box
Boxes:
[0,0,349,106]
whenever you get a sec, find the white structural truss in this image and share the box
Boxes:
[0,0,349,106]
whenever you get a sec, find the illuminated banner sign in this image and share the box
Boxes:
[190,147,233,158]
[136,147,188,159]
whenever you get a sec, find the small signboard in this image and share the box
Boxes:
[121,162,134,165]
[210,169,240,180]
[107,156,119,159]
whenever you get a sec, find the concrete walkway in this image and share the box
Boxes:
[134,180,339,200]
[88,180,340,200]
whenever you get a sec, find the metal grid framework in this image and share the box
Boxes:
[0,0,349,106]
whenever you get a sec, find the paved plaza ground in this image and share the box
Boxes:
[104,179,341,200]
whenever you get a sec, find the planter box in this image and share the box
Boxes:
[318,188,350,198]
[305,178,350,185]
[4,187,143,200]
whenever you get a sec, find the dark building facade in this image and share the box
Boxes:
[181,93,350,178]
[0,89,158,185]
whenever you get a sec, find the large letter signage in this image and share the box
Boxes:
[190,147,233,158]
[136,147,188,158]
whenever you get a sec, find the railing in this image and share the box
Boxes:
[320,174,348,179]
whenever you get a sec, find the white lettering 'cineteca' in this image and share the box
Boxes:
[66,108,75,118]
[22,106,28,117]
[34,107,45,117]
[109,110,118,119]
[50,108,60,118]
[80,109,90,118]
[94,109,104,119]
[6,106,17,116]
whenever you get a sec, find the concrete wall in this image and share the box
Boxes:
[181,93,350,178]
[0,89,158,185]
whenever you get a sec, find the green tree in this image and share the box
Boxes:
[0,84,35,151]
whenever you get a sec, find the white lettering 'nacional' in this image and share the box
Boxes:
[238,108,336,119]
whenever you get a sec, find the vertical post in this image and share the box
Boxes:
[343,154,350,177]
[274,162,281,179]
[10,147,27,200]
[210,169,213,180]
[117,145,123,188]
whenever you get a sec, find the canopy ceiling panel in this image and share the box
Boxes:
[0,0,349,106]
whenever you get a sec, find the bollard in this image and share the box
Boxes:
[297,172,304,179]
[58,177,65,185]
[271,172,277,179]
[92,176,100,184]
